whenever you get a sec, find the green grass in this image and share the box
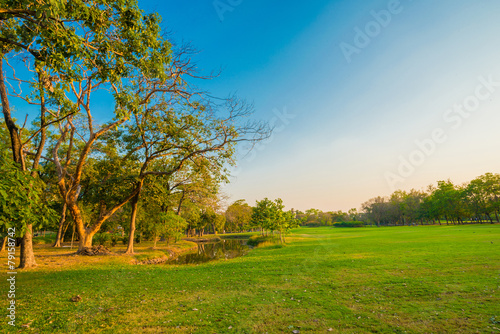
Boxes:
[1,225,499,333]
[247,234,281,247]
[32,231,57,245]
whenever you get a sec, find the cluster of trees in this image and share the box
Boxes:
[224,198,299,243]
[291,173,500,228]
[294,208,360,227]
[225,199,252,232]
[251,198,298,243]
[0,0,268,268]
[362,174,500,226]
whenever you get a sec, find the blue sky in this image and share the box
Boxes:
[138,0,500,212]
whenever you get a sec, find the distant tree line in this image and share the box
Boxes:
[291,173,500,228]
[361,173,500,226]
[293,208,361,227]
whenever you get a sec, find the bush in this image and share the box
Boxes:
[94,233,110,246]
[303,222,322,227]
[110,235,119,247]
[32,235,56,245]
[333,221,365,228]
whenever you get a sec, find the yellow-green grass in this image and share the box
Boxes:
[1,225,499,333]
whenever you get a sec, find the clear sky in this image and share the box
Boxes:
[138,0,500,212]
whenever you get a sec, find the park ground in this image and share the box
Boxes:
[1,225,499,333]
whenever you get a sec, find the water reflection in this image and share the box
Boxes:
[167,239,249,265]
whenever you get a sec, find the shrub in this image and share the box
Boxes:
[94,233,110,246]
[32,235,55,245]
[303,222,322,227]
[110,235,119,247]
[333,221,365,228]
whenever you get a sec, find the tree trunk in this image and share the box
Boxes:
[66,201,93,252]
[53,203,67,247]
[177,190,185,216]
[78,231,94,251]
[1,58,37,268]
[70,222,75,250]
[0,58,23,165]
[125,192,140,254]
[61,218,71,243]
[0,237,6,252]
[19,225,36,269]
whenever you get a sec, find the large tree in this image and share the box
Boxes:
[225,199,252,232]
[0,0,172,264]
[2,0,269,256]
[0,56,56,267]
[465,173,500,223]
[251,198,297,242]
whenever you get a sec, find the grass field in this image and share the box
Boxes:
[1,225,500,333]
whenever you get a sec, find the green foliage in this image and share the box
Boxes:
[32,234,55,245]
[333,221,365,228]
[362,173,500,226]
[110,234,120,247]
[2,0,267,254]
[465,173,500,222]
[159,212,187,245]
[121,236,129,245]
[93,233,110,246]
[1,0,172,85]
[296,209,357,227]
[251,198,299,242]
[225,199,252,232]
[200,209,225,234]
[251,198,273,231]
[138,209,187,247]
[0,151,58,236]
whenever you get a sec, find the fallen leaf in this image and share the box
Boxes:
[70,295,82,302]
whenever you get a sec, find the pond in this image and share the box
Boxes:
[167,239,250,265]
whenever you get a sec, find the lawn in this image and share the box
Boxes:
[1,225,499,333]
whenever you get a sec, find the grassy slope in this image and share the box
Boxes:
[1,225,499,333]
